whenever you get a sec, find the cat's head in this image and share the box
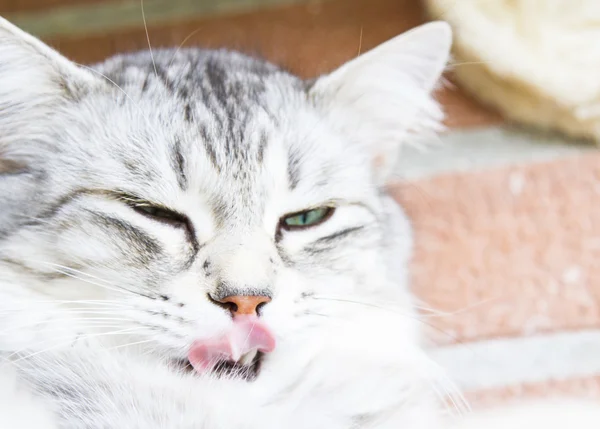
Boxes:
[0,17,450,382]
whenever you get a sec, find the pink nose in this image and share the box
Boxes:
[215,295,271,316]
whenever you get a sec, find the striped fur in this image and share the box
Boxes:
[0,17,456,428]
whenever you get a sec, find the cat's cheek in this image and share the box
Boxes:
[261,270,302,330]
[160,272,232,336]
[55,226,124,266]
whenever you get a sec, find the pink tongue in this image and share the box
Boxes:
[188,315,276,373]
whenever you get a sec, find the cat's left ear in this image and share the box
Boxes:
[309,22,452,184]
[0,17,100,172]
[0,16,98,103]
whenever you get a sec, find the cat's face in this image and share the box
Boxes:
[0,18,451,381]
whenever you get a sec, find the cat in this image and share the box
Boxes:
[0,15,455,428]
[1,15,598,429]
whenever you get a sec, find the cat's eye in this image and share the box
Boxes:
[280,207,335,230]
[132,204,189,228]
[118,194,196,244]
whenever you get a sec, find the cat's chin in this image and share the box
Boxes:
[173,351,265,381]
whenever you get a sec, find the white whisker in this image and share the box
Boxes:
[141,0,158,77]
[169,27,203,68]
[109,338,155,350]
[77,64,138,105]
[4,327,144,364]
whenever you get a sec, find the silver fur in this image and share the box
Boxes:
[0,16,460,428]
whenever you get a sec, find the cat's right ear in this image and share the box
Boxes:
[0,17,99,172]
[308,22,452,185]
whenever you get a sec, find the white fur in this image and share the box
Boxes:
[450,400,600,429]
[0,368,57,429]
[425,0,600,143]
[0,15,453,428]
[2,15,592,429]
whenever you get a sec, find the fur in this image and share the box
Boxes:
[1,15,597,429]
[0,16,454,428]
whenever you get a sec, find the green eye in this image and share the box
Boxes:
[282,207,334,230]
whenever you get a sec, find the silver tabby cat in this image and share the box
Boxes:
[0,15,456,428]
[3,15,597,429]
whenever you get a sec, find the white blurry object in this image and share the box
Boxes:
[426,0,600,143]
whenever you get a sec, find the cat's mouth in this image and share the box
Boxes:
[177,350,264,380]
[181,315,275,381]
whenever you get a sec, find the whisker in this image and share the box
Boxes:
[310,295,496,365]
[430,362,470,417]
[22,260,121,288]
[109,338,155,350]
[77,64,137,105]
[0,318,133,336]
[141,0,158,77]
[304,311,330,318]
[0,309,132,318]
[357,26,364,56]
[47,267,136,296]
[413,297,500,319]
[312,295,415,316]
[14,259,154,299]
[0,299,134,313]
[4,327,144,364]
[22,299,132,307]
[169,27,204,67]
[10,214,54,225]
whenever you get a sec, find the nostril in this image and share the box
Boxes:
[224,301,238,314]
[208,293,271,317]
[256,301,268,316]
[207,293,237,315]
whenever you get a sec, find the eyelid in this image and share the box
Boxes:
[278,206,335,232]
[283,199,340,214]
[113,192,199,251]
[113,192,154,208]
[108,191,171,213]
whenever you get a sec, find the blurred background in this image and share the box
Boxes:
[3,0,600,407]
[1,0,499,130]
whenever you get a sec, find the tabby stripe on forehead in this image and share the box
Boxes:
[204,59,228,109]
[200,125,220,172]
[287,150,301,190]
[257,130,268,164]
[184,104,193,122]
[172,138,188,190]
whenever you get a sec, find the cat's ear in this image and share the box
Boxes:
[0,16,97,105]
[309,22,452,184]
[0,17,99,172]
